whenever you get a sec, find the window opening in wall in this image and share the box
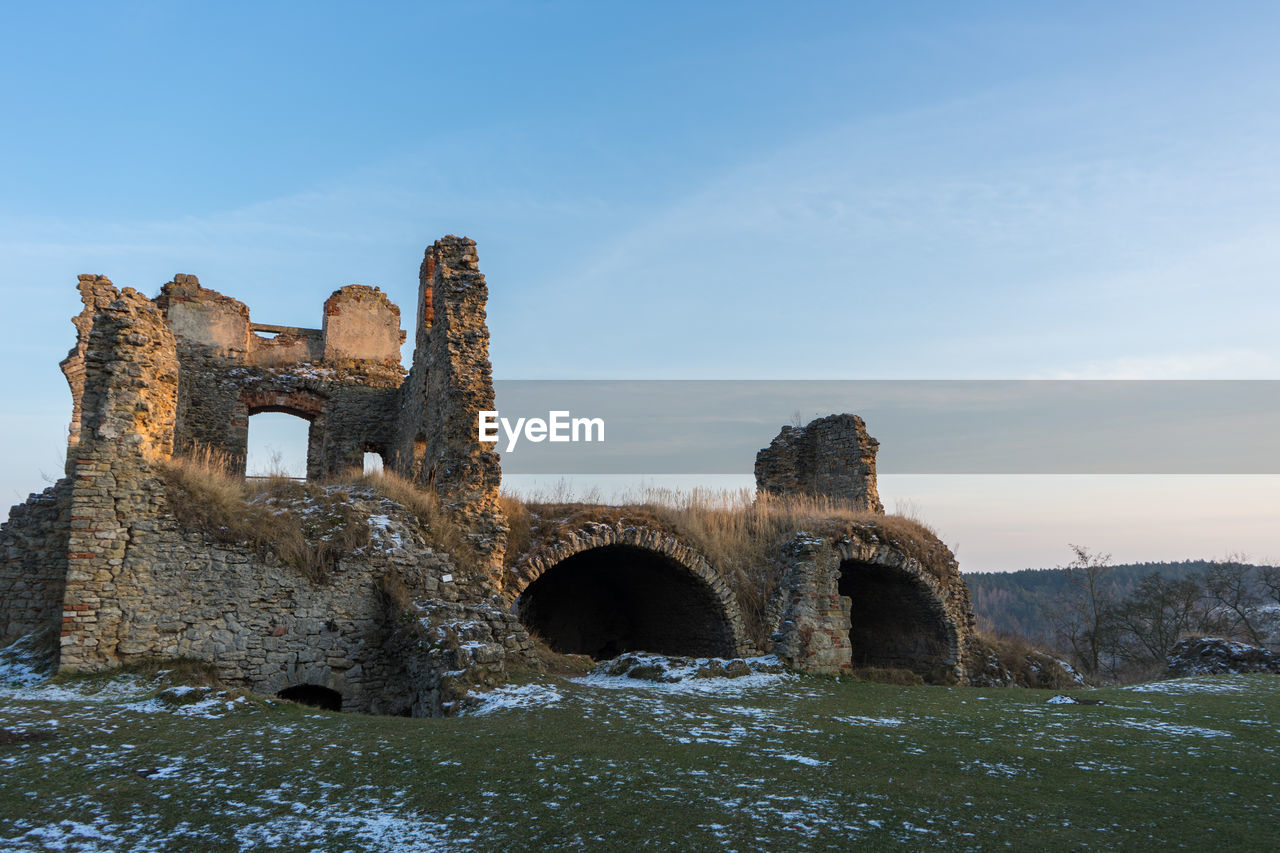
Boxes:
[246,412,309,479]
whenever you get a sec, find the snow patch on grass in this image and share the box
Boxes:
[0,676,148,705]
[1113,718,1233,738]
[833,715,905,727]
[0,635,53,688]
[577,670,789,695]
[775,752,827,767]
[232,804,468,852]
[1125,677,1247,695]
[463,682,563,716]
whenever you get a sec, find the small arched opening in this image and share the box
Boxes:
[358,441,387,476]
[838,559,954,681]
[517,544,737,660]
[277,684,343,711]
[411,433,427,478]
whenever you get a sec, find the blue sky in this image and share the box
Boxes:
[2,2,1277,569]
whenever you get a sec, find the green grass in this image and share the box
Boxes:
[1,669,1277,851]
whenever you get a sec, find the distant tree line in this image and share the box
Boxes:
[966,549,1280,683]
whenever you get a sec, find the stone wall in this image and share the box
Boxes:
[0,480,72,646]
[769,533,852,674]
[59,282,180,670]
[59,276,123,470]
[322,285,405,363]
[248,324,324,366]
[385,600,537,717]
[755,414,885,513]
[97,491,454,714]
[157,273,251,357]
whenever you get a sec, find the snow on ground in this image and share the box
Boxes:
[576,668,790,696]
[230,801,466,852]
[0,671,246,718]
[1124,677,1247,694]
[833,715,906,727]
[574,654,791,697]
[462,682,563,716]
[4,643,1275,850]
[1112,718,1233,738]
[366,513,405,549]
[2,797,472,853]
[0,637,51,688]
[774,753,827,766]
[0,675,149,705]
[961,760,1025,777]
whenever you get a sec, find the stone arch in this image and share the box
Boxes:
[510,525,748,659]
[258,663,349,709]
[243,388,327,420]
[239,388,329,480]
[835,540,960,681]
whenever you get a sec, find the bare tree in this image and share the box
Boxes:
[1253,564,1280,650]
[1203,556,1266,646]
[1110,573,1214,677]
[1046,544,1115,681]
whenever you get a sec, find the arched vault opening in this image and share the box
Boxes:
[516,543,738,660]
[839,558,955,681]
[277,684,342,711]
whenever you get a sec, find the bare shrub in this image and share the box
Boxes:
[971,631,1083,689]
[500,492,533,560]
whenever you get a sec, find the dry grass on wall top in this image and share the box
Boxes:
[154,449,369,582]
[154,451,483,581]
[349,469,483,575]
[499,487,954,649]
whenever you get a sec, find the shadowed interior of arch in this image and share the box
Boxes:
[838,559,953,680]
[276,684,342,711]
[516,544,736,660]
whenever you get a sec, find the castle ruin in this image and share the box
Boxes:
[0,236,977,714]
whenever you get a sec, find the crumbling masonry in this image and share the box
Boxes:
[0,236,976,714]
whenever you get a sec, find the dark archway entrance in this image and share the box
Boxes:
[277,684,343,711]
[838,559,953,681]
[517,544,736,660]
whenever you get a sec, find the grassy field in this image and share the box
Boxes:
[1,662,1277,851]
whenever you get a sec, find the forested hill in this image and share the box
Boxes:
[964,561,1251,643]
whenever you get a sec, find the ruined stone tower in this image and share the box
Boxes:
[755,413,884,512]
